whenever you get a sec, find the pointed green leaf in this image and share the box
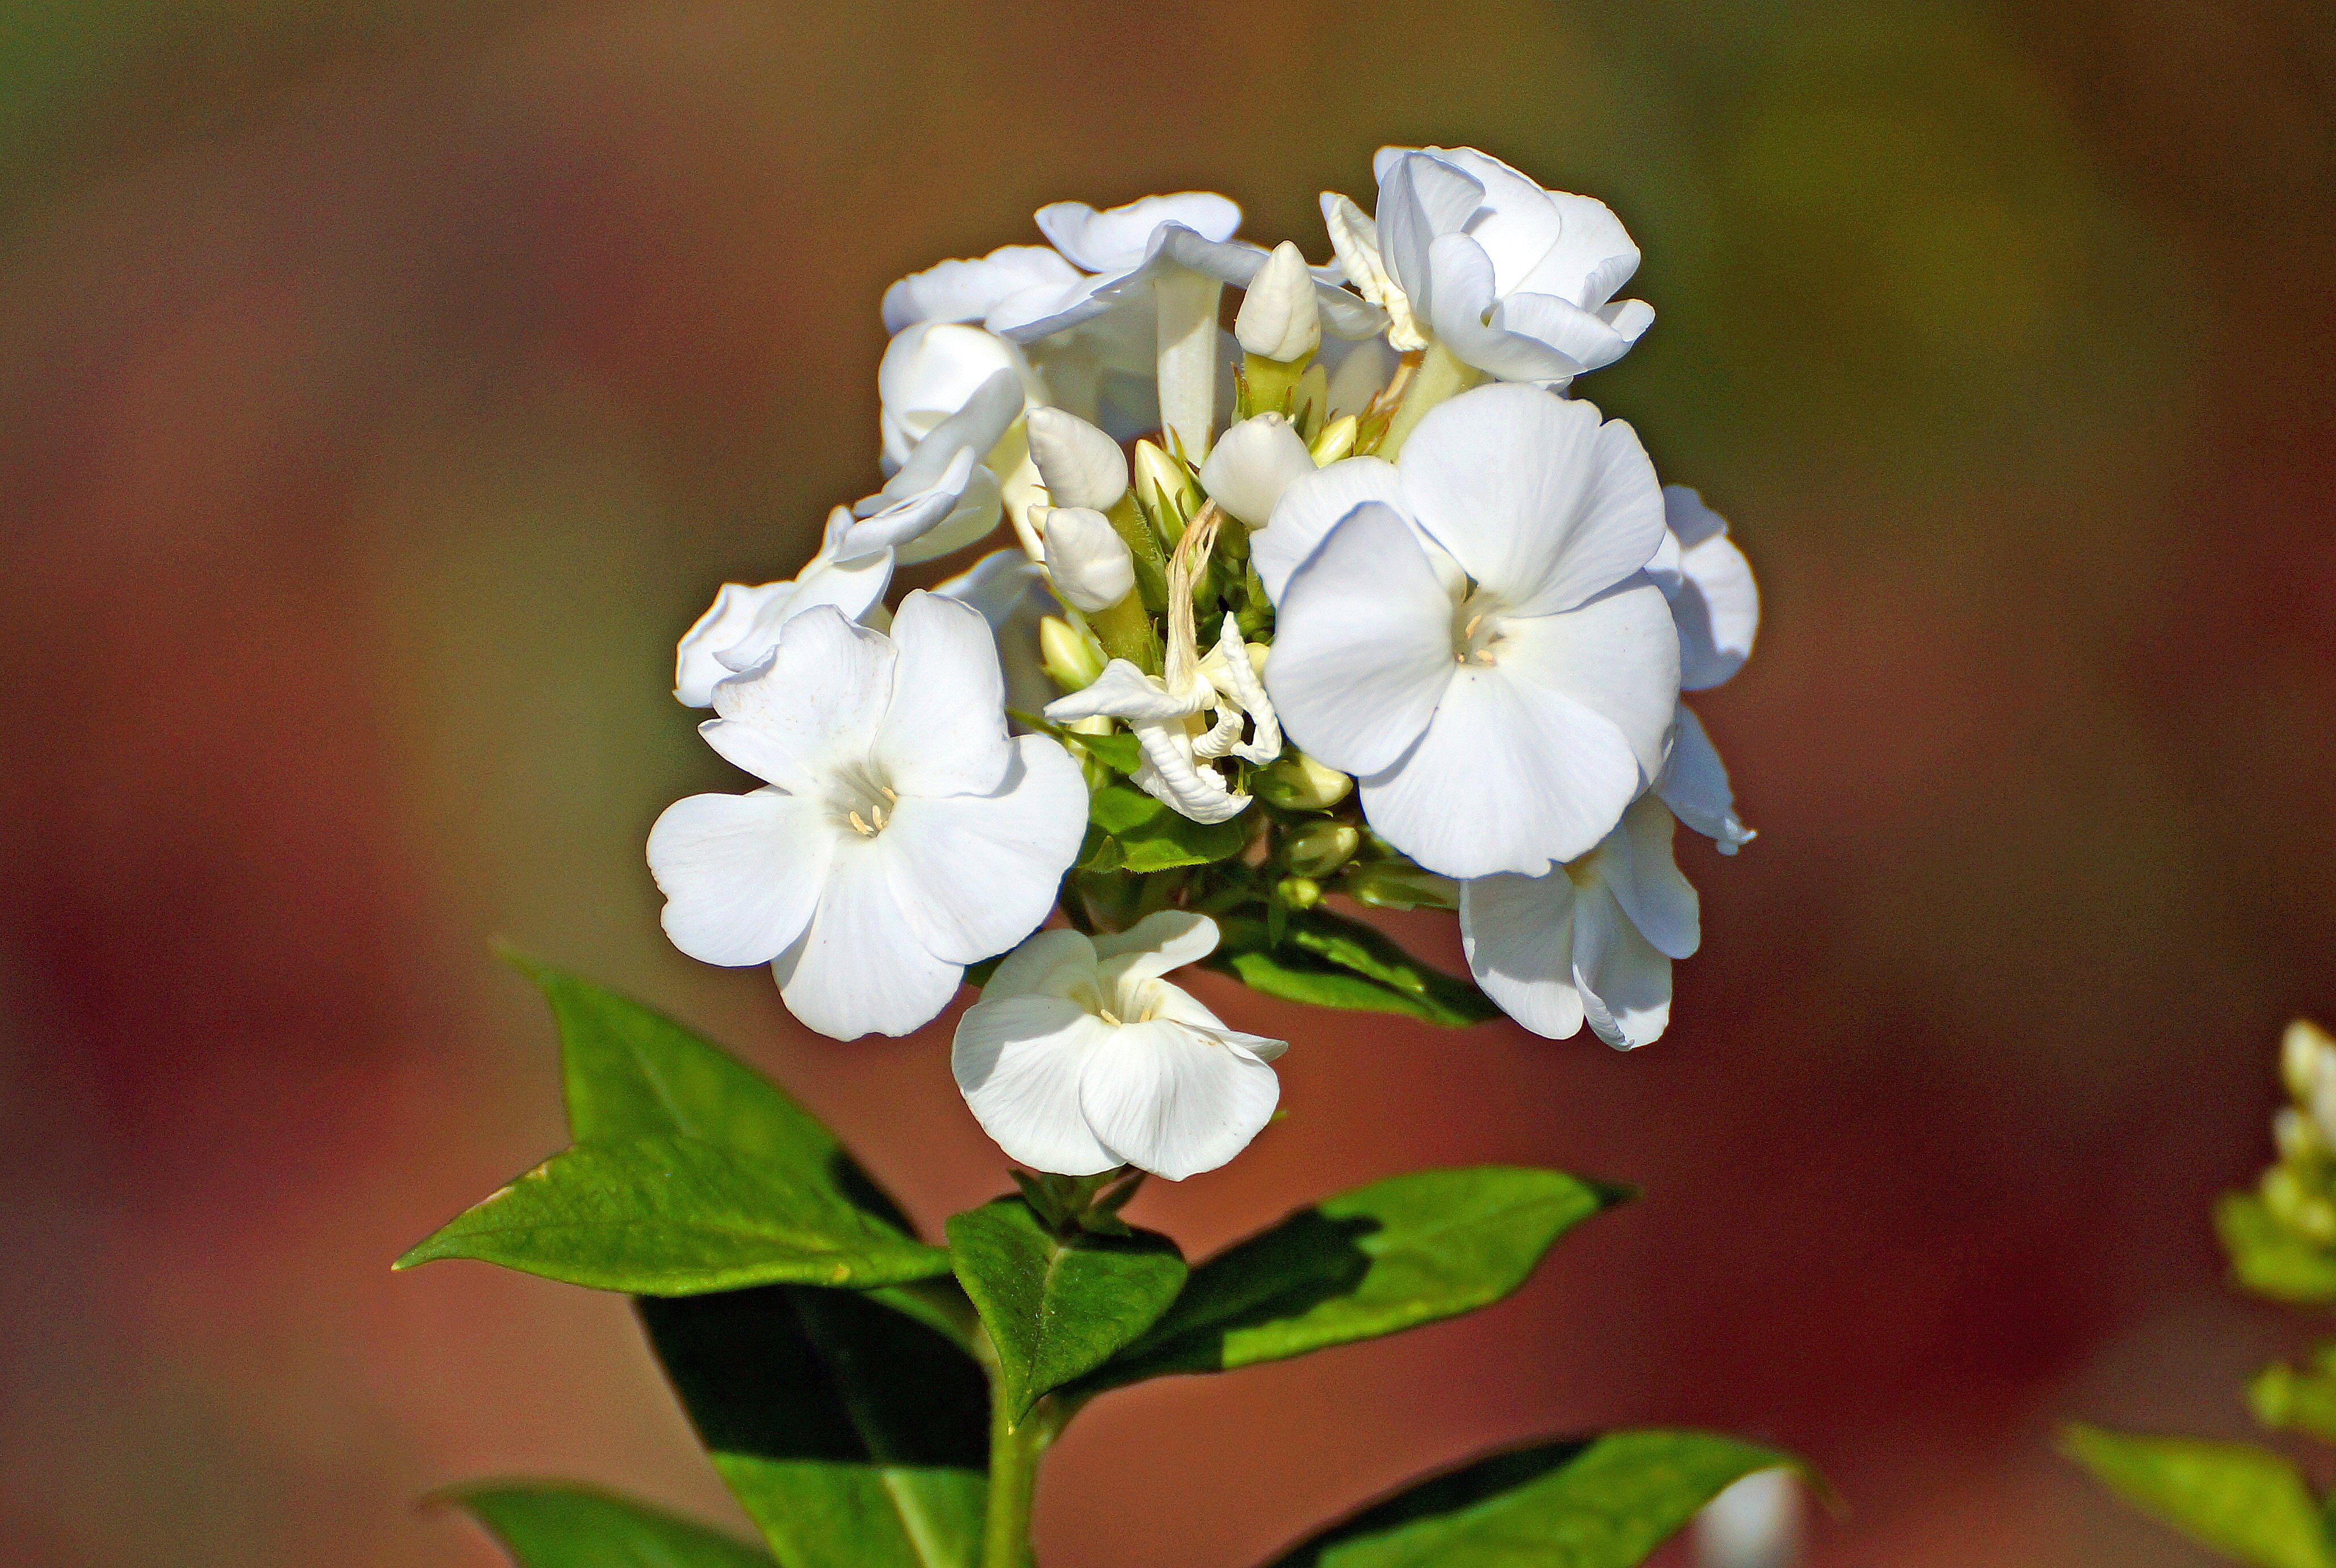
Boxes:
[946,1199,1186,1418]
[1084,1167,1621,1391]
[641,1285,989,1568]
[504,952,910,1231]
[2063,1425,2336,1568]
[1208,913,1495,1028]
[395,1135,951,1294]
[1088,784,1249,871]
[1261,1431,1799,1568]
[2218,1193,2336,1306]
[436,1483,773,1567]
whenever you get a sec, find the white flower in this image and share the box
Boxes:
[1262,383,1678,878]
[1326,146,1654,386]
[882,244,1084,333]
[1198,412,1316,528]
[933,548,1060,721]
[647,592,1087,1040]
[842,367,1025,564]
[1234,240,1321,362]
[1040,506,1135,612]
[1025,406,1129,511]
[674,505,893,707]
[1044,508,1279,824]
[952,911,1288,1179]
[1459,793,1699,1048]
[878,321,1041,473]
[1648,485,1759,854]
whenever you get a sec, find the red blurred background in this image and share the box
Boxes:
[3,2,2333,1563]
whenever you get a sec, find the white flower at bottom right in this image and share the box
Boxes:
[1459,792,1699,1048]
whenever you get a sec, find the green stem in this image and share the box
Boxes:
[1377,338,1483,460]
[981,1381,1054,1568]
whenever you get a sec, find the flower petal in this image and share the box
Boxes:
[1036,193,1242,273]
[1198,413,1316,528]
[953,997,1120,1175]
[883,245,1083,333]
[1458,870,1583,1040]
[1375,151,1484,316]
[1421,236,1592,385]
[702,607,896,794]
[1666,487,1758,690]
[1091,910,1219,985]
[1659,704,1755,854]
[1266,502,1456,775]
[1602,793,1700,961]
[878,736,1088,965]
[646,788,833,967]
[874,591,1015,798]
[1250,456,1404,603]
[1495,574,1681,786]
[1399,384,1666,617]
[1571,883,1673,1049]
[983,927,1100,999]
[1357,663,1642,877]
[1044,660,1200,726]
[1078,1020,1280,1180]
[774,842,962,1039]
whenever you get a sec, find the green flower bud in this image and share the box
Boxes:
[1344,861,1460,912]
[1309,412,1358,465]
[1275,875,1323,910]
[1255,752,1352,811]
[1039,615,1107,693]
[1284,821,1361,878]
[1132,438,1204,545]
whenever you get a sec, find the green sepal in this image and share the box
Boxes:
[2063,1424,2336,1568]
[946,1198,1187,1419]
[641,1285,990,1568]
[1088,783,1250,871]
[394,1134,953,1294]
[1209,910,1496,1028]
[2219,1192,2336,1304]
[1259,1431,1804,1568]
[1081,1167,1621,1391]
[433,1482,774,1567]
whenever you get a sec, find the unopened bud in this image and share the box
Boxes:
[1026,406,1129,512]
[1038,614,1107,692]
[1199,413,1316,528]
[1275,875,1324,910]
[1255,752,1353,811]
[2277,1107,2325,1166]
[1309,414,1358,465]
[2286,1019,2336,1102]
[1345,861,1461,912]
[1132,439,1204,544]
[1284,821,1361,878]
[1041,507,1137,614]
[1235,241,1321,364]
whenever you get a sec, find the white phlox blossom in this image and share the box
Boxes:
[1043,506,1279,824]
[647,592,1086,1040]
[1459,793,1699,1048]
[1324,146,1653,387]
[844,366,1028,565]
[1263,383,1679,879]
[674,504,894,707]
[878,321,1042,473]
[953,912,1287,1179]
[934,547,1060,721]
[1649,484,1759,854]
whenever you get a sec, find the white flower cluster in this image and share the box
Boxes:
[648,145,1759,1180]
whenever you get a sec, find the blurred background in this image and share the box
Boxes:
[2,1,2333,1563]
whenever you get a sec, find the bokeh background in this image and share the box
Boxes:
[3,1,2333,1563]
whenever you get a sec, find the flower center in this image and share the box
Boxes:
[830,768,899,838]
[1452,587,1507,666]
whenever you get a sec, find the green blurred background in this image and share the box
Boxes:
[2,1,2332,1563]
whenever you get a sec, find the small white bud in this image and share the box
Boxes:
[1041,507,1137,613]
[1235,241,1321,364]
[1199,413,1317,528]
[1025,406,1129,512]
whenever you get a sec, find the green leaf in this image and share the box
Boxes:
[2219,1193,2336,1305]
[946,1199,1187,1418]
[505,952,912,1231]
[436,1483,773,1567]
[395,1135,952,1294]
[1009,711,1143,774]
[641,1285,989,1568]
[1085,1167,1619,1391]
[1088,784,1249,871]
[2251,1360,2336,1444]
[2062,1425,2336,1568]
[1260,1430,1799,1568]
[1209,912,1495,1028]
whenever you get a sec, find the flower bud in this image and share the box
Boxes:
[1132,439,1204,543]
[2277,1107,2325,1166]
[1025,406,1129,512]
[1255,752,1353,811]
[1345,861,1460,912]
[1275,875,1323,910]
[1041,507,1137,614]
[1235,241,1321,364]
[2285,1019,2336,1102]
[1284,821,1361,878]
[1309,414,1358,465]
[1038,614,1107,692]
[1199,413,1316,528]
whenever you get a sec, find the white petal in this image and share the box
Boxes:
[1266,503,1455,775]
[1044,660,1198,725]
[1422,236,1594,385]
[774,843,961,1040]
[1668,491,1758,691]
[1571,884,1673,1049]
[1323,333,1401,422]
[1458,871,1583,1040]
[1512,188,1642,308]
[894,463,1005,566]
[878,736,1088,965]
[1374,151,1484,318]
[1035,193,1242,272]
[874,592,1015,799]
[842,445,980,557]
[1659,705,1755,854]
[878,324,1037,458]
[1486,286,1639,375]
[1601,793,1700,960]
[1078,1020,1280,1180]
[676,581,787,709]
[1198,413,1316,528]
[1041,506,1136,612]
[702,608,895,794]
[1090,910,1220,983]
[1357,664,1641,877]
[1399,385,1666,616]
[1250,455,1405,603]
[983,927,1100,1000]
[1495,575,1682,786]
[952,997,1120,1175]
[1426,148,1566,295]
[646,788,833,966]
[883,246,1083,332]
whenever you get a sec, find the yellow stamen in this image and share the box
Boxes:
[848,811,874,836]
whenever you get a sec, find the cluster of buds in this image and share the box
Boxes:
[2264,1020,2336,1244]
[644,146,1761,1180]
